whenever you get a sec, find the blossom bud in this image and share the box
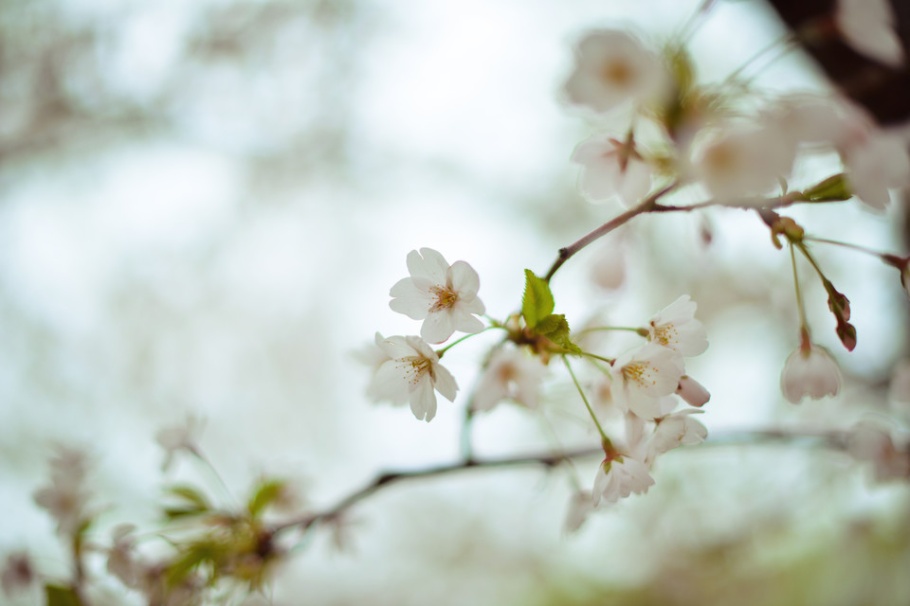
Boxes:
[676,375,710,407]
[780,343,843,404]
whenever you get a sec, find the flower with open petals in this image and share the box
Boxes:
[780,342,842,404]
[368,335,457,422]
[842,133,910,210]
[593,455,654,506]
[836,0,904,68]
[472,346,546,412]
[390,248,485,344]
[649,408,707,461]
[611,343,685,419]
[648,295,708,357]
[571,134,652,206]
[564,29,665,114]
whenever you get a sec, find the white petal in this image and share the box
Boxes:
[406,248,449,283]
[409,377,437,422]
[433,364,459,402]
[448,261,480,296]
[421,311,456,344]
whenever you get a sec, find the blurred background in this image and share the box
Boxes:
[1,0,908,604]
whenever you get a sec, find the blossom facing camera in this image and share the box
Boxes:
[369,335,458,422]
[648,295,708,357]
[390,248,485,344]
[611,343,686,419]
[471,346,547,413]
[571,134,652,206]
[564,29,665,114]
[780,343,843,404]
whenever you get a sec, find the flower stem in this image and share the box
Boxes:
[436,326,500,358]
[562,355,611,445]
[544,181,678,283]
[577,325,648,337]
[803,235,894,261]
[789,242,809,335]
[723,33,795,85]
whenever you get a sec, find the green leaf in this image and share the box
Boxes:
[521,270,554,329]
[536,314,582,354]
[165,485,211,510]
[248,479,286,518]
[802,173,851,202]
[45,584,82,606]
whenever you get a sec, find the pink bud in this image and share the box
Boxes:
[676,375,710,407]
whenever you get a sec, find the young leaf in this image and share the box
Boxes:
[45,584,82,606]
[522,270,554,329]
[248,479,286,518]
[165,485,211,511]
[536,314,582,354]
[802,173,851,202]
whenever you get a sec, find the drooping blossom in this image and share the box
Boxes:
[836,0,904,68]
[564,29,665,114]
[389,248,485,344]
[368,335,458,422]
[571,134,652,206]
[610,343,686,419]
[33,445,93,537]
[847,420,910,482]
[780,342,842,404]
[593,455,654,506]
[472,346,546,412]
[649,408,708,462]
[841,133,910,210]
[155,414,204,471]
[648,295,708,357]
[563,489,596,533]
[676,375,710,407]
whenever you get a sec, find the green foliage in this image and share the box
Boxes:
[248,478,286,518]
[802,173,851,202]
[522,270,554,329]
[536,314,582,354]
[163,484,211,519]
[44,584,82,606]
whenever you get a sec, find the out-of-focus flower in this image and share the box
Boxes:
[692,125,794,200]
[589,238,627,291]
[611,343,686,419]
[156,414,204,471]
[368,335,458,422]
[836,0,904,68]
[33,445,93,537]
[107,524,140,589]
[593,455,654,506]
[841,134,910,210]
[1,552,35,597]
[571,134,652,206]
[889,359,910,411]
[847,420,910,482]
[648,295,708,357]
[563,489,596,533]
[564,29,665,114]
[389,248,485,344]
[780,342,842,404]
[676,375,710,407]
[472,346,546,412]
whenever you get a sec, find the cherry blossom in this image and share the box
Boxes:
[593,455,654,506]
[780,343,842,404]
[648,295,708,357]
[847,421,910,482]
[368,335,458,422]
[564,29,665,114]
[841,133,910,210]
[471,346,546,412]
[611,343,686,419]
[676,375,710,407]
[889,359,910,409]
[649,408,707,461]
[571,133,652,206]
[390,248,485,344]
[155,414,205,471]
[33,446,93,537]
[563,489,596,533]
[692,125,794,200]
[836,0,904,68]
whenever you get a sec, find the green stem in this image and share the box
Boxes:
[436,326,500,358]
[460,405,475,462]
[803,236,894,261]
[562,355,611,445]
[723,33,795,85]
[789,242,809,333]
[577,325,648,337]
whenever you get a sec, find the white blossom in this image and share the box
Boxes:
[155,414,204,471]
[571,134,652,206]
[648,295,708,357]
[471,346,546,412]
[107,524,140,589]
[589,238,627,291]
[847,420,910,482]
[369,335,458,422]
[611,343,686,419]
[564,29,665,114]
[780,343,842,404]
[836,0,904,68]
[389,248,485,344]
[563,490,596,533]
[649,408,708,461]
[692,125,794,200]
[676,375,710,407]
[842,133,910,210]
[593,456,654,506]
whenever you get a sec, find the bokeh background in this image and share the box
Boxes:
[1,0,909,604]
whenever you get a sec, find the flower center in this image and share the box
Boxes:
[600,59,632,88]
[404,355,432,385]
[622,361,656,389]
[650,322,678,347]
[429,285,458,312]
